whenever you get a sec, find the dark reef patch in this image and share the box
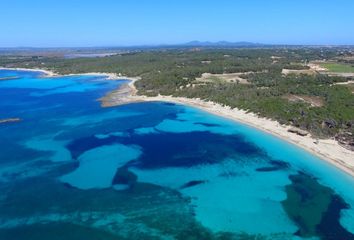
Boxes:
[282,172,354,239]
[0,141,48,165]
[67,135,117,159]
[180,180,207,189]
[256,160,289,172]
[161,102,176,106]
[317,195,354,240]
[112,166,138,187]
[122,131,268,169]
[67,130,269,169]
[194,122,221,127]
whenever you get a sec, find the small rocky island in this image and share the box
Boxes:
[0,118,21,124]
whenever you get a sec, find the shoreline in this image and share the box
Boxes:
[103,79,354,177]
[0,67,58,77]
[1,67,353,177]
[0,67,137,81]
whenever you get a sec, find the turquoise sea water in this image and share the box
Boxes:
[0,69,353,240]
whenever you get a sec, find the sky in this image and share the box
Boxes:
[1,0,354,47]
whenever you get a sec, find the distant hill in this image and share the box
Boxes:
[181,41,266,47]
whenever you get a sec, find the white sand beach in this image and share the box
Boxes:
[0,67,58,77]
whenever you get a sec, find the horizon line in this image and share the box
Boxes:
[1,41,354,49]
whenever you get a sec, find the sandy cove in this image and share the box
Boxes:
[101,79,354,177]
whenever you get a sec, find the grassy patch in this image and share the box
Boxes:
[321,63,354,73]
[346,83,354,93]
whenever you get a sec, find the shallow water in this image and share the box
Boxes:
[0,69,353,240]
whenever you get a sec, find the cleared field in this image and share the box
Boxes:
[281,69,316,75]
[283,94,324,107]
[320,63,354,73]
[195,72,251,84]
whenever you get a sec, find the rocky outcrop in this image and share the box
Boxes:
[288,127,309,136]
[336,132,354,151]
[0,118,21,124]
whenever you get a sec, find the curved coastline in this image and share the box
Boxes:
[102,77,354,178]
[1,67,353,177]
[147,96,354,177]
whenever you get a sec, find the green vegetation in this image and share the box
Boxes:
[321,62,354,73]
[0,48,353,145]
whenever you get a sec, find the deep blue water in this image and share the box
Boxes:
[0,70,353,240]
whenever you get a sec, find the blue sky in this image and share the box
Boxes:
[1,0,354,47]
